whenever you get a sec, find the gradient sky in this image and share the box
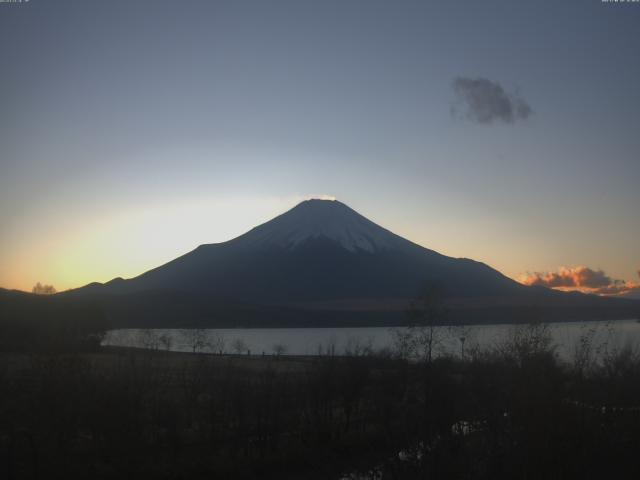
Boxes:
[1,0,639,292]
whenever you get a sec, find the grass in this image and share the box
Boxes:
[2,324,640,479]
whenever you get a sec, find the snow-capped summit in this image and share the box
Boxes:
[232,199,407,253]
[67,198,638,327]
[71,198,527,310]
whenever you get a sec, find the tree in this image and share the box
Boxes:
[138,329,160,350]
[497,321,554,367]
[159,333,173,351]
[32,282,56,295]
[182,328,209,353]
[232,338,248,355]
[448,323,473,360]
[272,343,287,356]
[404,282,447,363]
[210,332,226,354]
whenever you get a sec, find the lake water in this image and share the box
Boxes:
[102,319,640,361]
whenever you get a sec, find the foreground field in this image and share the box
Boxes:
[2,331,640,480]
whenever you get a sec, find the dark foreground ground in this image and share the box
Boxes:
[2,328,640,480]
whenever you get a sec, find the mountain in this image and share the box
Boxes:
[77,199,524,301]
[0,287,107,351]
[68,199,640,327]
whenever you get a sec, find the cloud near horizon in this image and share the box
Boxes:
[452,76,532,124]
[520,266,640,296]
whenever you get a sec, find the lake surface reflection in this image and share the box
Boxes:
[103,319,640,361]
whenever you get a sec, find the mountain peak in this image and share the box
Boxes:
[69,197,536,309]
[293,198,342,208]
[232,199,406,253]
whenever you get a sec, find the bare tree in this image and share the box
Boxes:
[344,336,374,357]
[182,329,209,353]
[496,322,554,366]
[404,282,447,363]
[138,329,160,350]
[32,282,56,295]
[232,338,248,355]
[448,324,473,360]
[159,333,173,352]
[272,343,287,356]
[209,332,225,354]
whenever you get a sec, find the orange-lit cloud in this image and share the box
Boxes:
[521,266,612,289]
[520,266,640,297]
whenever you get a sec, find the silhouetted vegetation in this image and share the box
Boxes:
[0,290,107,352]
[31,283,57,295]
[1,287,639,478]
[1,319,640,479]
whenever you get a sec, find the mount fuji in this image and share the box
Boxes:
[70,199,639,327]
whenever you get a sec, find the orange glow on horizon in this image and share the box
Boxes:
[519,266,640,297]
[0,194,333,292]
[2,198,638,298]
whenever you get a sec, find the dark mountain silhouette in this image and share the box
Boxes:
[66,199,640,327]
[0,287,106,351]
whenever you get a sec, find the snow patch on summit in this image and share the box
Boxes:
[232,199,407,253]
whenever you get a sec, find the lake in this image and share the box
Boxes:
[102,319,640,361]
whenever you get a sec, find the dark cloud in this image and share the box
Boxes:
[520,266,640,297]
[452,77,532,124]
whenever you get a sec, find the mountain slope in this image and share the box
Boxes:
[83,199,524,302]
[67,199,639,326]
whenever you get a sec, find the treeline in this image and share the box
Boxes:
[0,289,107,352]
[1,324,640,479]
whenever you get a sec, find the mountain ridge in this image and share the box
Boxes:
[76,203,522,300]
[64,199,639,326]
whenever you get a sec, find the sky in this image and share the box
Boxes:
[1,0,639,294]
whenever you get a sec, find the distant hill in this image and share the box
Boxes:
[66,199,640,327]
[0,288,107,351]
